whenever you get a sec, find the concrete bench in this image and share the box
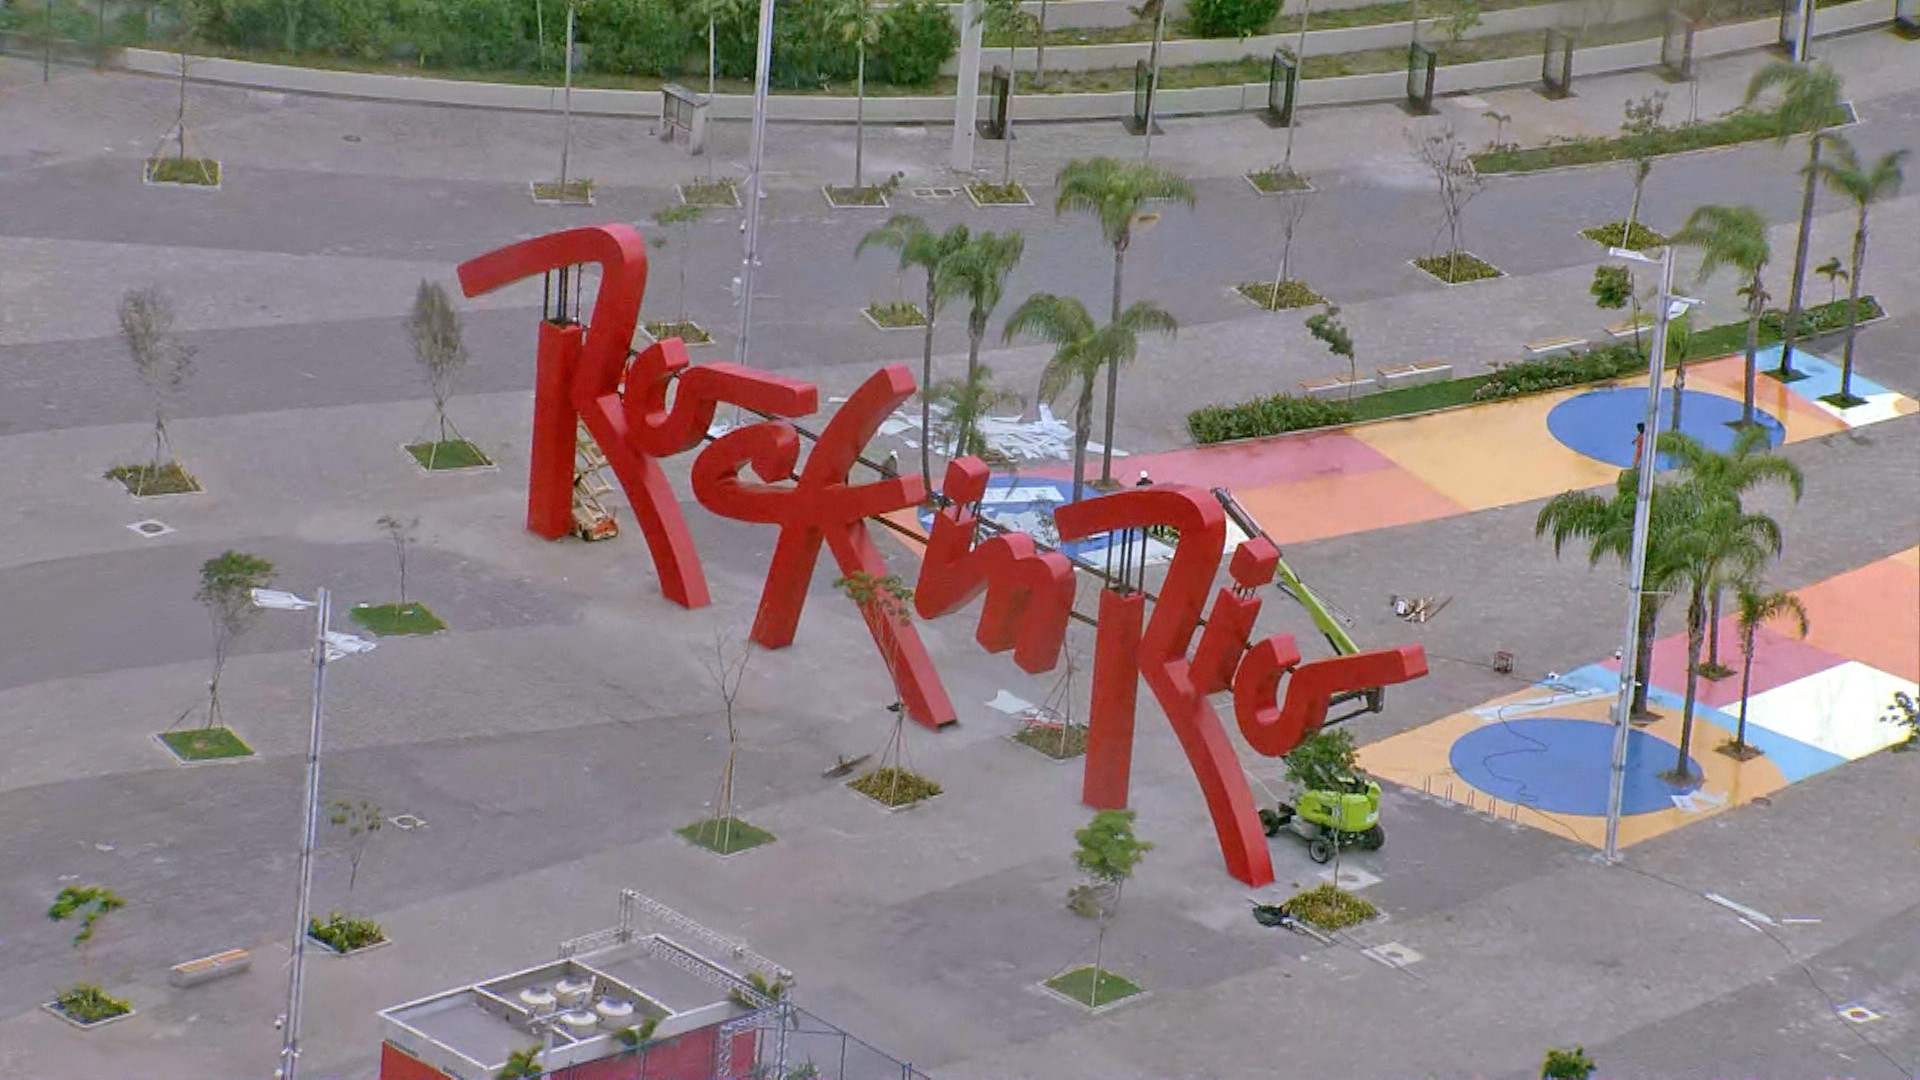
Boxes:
[1378,361,1453,389]
[169,949,251,988]
[1523,336,1587,360]
[1605,317,1652,341]
[1300,375,1378,400]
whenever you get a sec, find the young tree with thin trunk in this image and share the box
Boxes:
[980,0,1038,185]
[326,799,383,901]
[1054,157,1194,486]
[196,551,275,731]
[1305,305,1356,401]
[836,572,934,806]
[1409,126,1485,282]
[1664,496,1776,779]
[1004,294,1177,502]
[857,216,971,491]
[652,203,707,333]
[1270,190,1313,303]
[697,629,753,851]
[1744,61,1844,380]
[410,279,472,464]
[1811,140,1905,406]
[119,286,195,491]
[1671,205,1769,427]
[1813,256,1846,306]
[834,0,885,191]
[1072,808,1151,1007]
[946,230,1025,387]
[1728,582,1808,757]
[377,515,417,607]
[1619,91,1667,246]
[49,883,127,1017]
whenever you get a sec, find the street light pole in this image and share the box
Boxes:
[1602,245,1676,863]
[276,587,331,1080]
[736,0,778,369]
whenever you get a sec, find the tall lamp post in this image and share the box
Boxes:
[255,588,376,1080]
[735,0,778,369]
[1599,246,1697,863]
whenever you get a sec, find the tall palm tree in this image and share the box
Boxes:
[1666,499,1780,779]
[946,230,1025,387]
[1003,294,1177,502]
[1744,61,1845,380]
[1660,427,1804,671]
[1672,205,1770,427]
[1812,140,1905,405]
[835,0,885,191]
[857,216,971,490]
[1054,157,1195,487]
[1729,582,1809,757]
[927,364,1023,458]
[1536,470,1702,720]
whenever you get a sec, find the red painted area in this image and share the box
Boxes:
[1636,622,1846,708]
[379,1042,445,1080]
[379,1024,757,1080]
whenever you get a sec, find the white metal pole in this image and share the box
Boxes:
[1602,247,1674,863]
[561,2,575,189]
[1795,0,1814,62]
[277,588,330,1079]
[951,0,983,173]
[737,0,777,367]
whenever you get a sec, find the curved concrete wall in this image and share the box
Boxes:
[113,0,1891,125]
[942,0,1666,74]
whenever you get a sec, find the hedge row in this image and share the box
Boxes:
[184,0,956,86]
[1187,394,1356,444]
[1471,344,1646,401]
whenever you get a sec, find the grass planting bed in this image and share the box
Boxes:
[677,816,776,854]
[106,461,200,495]
[159,727,254,761]
[350,602,446,636]
[1045,966,1141,1007]
[406,439,492,470]
[1237,279,1325,310]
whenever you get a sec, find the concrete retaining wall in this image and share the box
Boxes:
[953,0,1384,32]
[942,0,1668,74]
[113,0,1894,125]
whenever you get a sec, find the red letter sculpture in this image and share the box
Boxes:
[692,365,957,728]
[456,224,812,610]
[915,458,1077,674]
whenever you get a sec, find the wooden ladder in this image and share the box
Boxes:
[571,422,619,541]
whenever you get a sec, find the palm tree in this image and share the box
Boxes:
[1672,205,1769,427]
[946,230,1026,387]
[927,364,1023,458]
[1812,141,1905,405]
[857,216,971,490]
[1661,427,1804,672]
[834,0,885,191]
[1536,471,1702,720]
[1054,157,1195,487]
[1003,294,1177,502]
[1744,61,1845,380]
[1728,582,1809,757]
[1665,499,1780,779]
[1814,256,1847,305]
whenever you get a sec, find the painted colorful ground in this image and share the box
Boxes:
[1358,548,1920,849]
[1023,344,1915,545]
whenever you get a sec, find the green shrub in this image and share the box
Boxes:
[54,984,132,1024]
[1761,295,1883,338]
[416,0,538,69]
[875,0,957,85]
[580,0,695,76]
[1542,1046,1597,1079]
[1473,345,1646,402]
[1186,0,1279,38]
[310,911,387,952]
[1279,883,1377,930]
[1187,394,1356,444]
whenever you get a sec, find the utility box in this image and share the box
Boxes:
[660,83,709,156]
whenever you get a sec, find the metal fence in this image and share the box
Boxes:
[528,1004,931,1080]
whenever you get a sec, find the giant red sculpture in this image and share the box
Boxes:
[460,223,1429,886]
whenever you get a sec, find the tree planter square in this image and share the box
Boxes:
[643,319,713,345]
[966,181,1033,207]
[143,157,221,188]
[1009,723,1087,762]
[1243,169,1313,196]
[156,728,255,764]
[1410,253,1504,285]
[677,179,741,208]
[403,440,495,473]
[307,930,390,957]
[823,185,891,209]
[676,817,776,857]
[847,767,942,811]
[530,180,595,206]
[1040,966,1144,1013]
[43,992,135,1030]
[1235,280,1325,310]
[350,602,446,636]
[861,302,928,331]
[105,462,202,497]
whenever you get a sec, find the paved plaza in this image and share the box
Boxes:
[2,26,1919,1080]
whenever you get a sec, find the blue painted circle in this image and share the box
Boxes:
[1546,388,1784,469]
[1449,717,1700,816]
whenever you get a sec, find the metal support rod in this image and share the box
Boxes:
[1142,3,1166,159]
[736,0,778,368]
[1603,244,1675,863]
[277,588,330,1080]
